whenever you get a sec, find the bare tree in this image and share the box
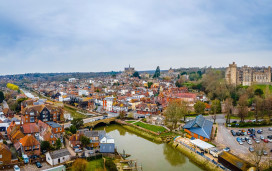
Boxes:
[253,96,263,122]
[238,94,248,122]
[252,143,267,171]
[224,98,233,124]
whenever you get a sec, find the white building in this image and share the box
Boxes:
[46,148,71,166]
[78,90,89,96]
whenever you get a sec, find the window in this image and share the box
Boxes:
[0,154,2,158]
[60,128,62,131]
[56,128,58,132]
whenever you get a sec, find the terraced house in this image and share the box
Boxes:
[21,104,64,123]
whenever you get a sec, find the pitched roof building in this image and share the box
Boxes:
[183,115,213,141]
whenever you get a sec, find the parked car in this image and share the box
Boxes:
[263,150,268,155]
[239,141,243,145]
[223,147,230,152]
[35,162,42,168]
[255,139,260,144]
[268,139,272,143]
[14,165,20,171]
[236,137,241,142]
[257,129,263,134]
[268,128,272,131]
[75,148,83,153]
[249,147,254,152]
[247,140,253,145]
[267,135,272,139]
[245,137,250,141]
[260,135,264,140]
[232,121,237,123]
[247,131,251,135]
[236,132,241,136]
[241,138,245,142]
[263,139,269,143]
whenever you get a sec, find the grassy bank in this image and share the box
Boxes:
[133,121,167,133]
[87,158,105,171]
[171,141,223,171]
[64,105,87,119]
[121,124,163,143]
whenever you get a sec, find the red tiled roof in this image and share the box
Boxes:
[19,135,40,147]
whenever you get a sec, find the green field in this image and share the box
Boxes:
[133,121,167,133]
[251,84,272,92]
[125,120,135,124]
[64,105,87,119]
[87,158,105,171]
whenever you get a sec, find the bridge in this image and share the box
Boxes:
[84,117,116,128]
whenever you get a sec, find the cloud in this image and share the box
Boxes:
[0,0,272,75]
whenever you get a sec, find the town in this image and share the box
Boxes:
[0,63,271,171]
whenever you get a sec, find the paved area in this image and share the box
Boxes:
[216,125,272,161]
[7,162,52,171]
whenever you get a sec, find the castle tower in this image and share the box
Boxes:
[226,62,237,85]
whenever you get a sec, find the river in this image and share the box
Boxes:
[95,124,203,171]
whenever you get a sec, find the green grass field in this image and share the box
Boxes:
[64,105,87,119]
[86,158,105,171]
[125,120,135,124]
[133,121,167,133]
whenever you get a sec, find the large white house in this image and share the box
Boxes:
[46,148,71,166]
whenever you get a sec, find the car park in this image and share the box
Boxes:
[249,147,254,152]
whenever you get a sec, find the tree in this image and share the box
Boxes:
[41,141,51,153]
[253,96,263,122]
[153,66,160,78]
[55,138,62,150]
[252,143,267,171]
[194,101,205,114]
[211,99,221,123]
[119,110,126,119]
[147,82,153,88]
[175,77,185,88]
[164,100,188,131]
[0,91,4,103]
[237,94,249,122]
[224,98,233,124]
[72,158,88,171]
[80,135,90,147]
[132,71,141,79]
[254,88,264,97]
[70,125,77,134]
[71,118,84,129]
[211,99,221,114]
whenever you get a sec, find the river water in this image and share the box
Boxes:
[95,124,203,171]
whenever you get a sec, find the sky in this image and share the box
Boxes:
[0,0,272,75]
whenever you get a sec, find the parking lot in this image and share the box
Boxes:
[6,162,52,171]
[216,125,272,162]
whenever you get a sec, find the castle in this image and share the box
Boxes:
[225,62,271,86]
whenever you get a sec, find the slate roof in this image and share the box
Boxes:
[84,131,99,137]
[46,122,62,128]
[183,115,213,139]
[49,148,71,159]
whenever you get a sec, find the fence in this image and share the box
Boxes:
[175,139,230,171]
